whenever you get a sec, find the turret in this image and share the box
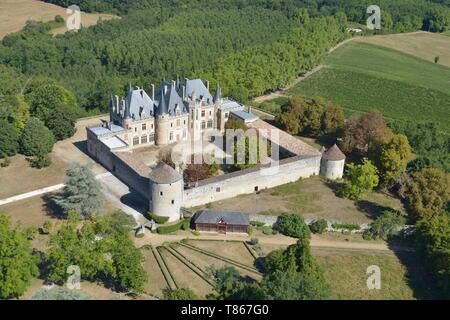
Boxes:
[149,162,183,222]
[320,144,346,180]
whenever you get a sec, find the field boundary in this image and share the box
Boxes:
[179,242,260,275]
[165,244,215,286]
[152,246,177,290]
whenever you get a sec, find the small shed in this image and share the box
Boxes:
[194,210,249,234]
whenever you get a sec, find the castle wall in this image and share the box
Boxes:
[110,152,150,199]
[183,155,321,208]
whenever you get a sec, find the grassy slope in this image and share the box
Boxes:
[314,248,440,300]
[287,42,450,132]
[355,32,450,68]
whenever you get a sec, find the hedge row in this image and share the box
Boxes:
[156,219,191,234]
[148,212,169,224]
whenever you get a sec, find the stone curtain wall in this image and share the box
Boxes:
[183,155,321,208]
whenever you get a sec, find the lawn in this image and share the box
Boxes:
[313,247,439,300]
[195,176,405,223]
[159,247,213,298]
[287,42,450,132]
[141,247,170,298]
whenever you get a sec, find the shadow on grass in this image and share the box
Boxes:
[387,242,443,300]
[355,200,396,220]
[42,194,66,220]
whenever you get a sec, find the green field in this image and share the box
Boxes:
[286,42,450,132]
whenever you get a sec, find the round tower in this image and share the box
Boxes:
[320,144,346,180]
[149,162,183,223]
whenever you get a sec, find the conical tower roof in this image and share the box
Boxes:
[322,144,346,161]
[149,162,182,184]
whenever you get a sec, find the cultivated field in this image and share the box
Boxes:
[0,0,117,39]
[287,41,450,132]
[355,31,450,68]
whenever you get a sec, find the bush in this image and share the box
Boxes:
[362,229,375,240]
[275,213,310,239]
[1,155,11,167]
[370,210,406,240]
[31,153,52,168]
[191,230,201,236]
[250,221,265,227]
[250,238,259,245]
[25,226,38,240]
[148,212,169,224]
[40,220,53,235]
[331,223,361,231]
[309,219,328,234]
[181,219,191,230]
[262,226,273,235]
[157,219,189,234]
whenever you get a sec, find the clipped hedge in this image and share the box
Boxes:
[148,212,170,224]
[157,219,190,234]
[250,221,265,227]
[331,223,361,231]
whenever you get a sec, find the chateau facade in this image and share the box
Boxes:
[100,78,243,150]
[86,78,345,224]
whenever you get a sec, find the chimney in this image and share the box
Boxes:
[151,84,155,100]
[164,85,168,95]
[182,85,186,100]
[206,80,210,90]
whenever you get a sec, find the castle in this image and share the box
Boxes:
[87,78,346,223]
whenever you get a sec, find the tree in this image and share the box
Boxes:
[53,164,105,219]
[403,168,449,222]
[341,110,392,156]
[369,210,406,240]
[260,269,329,300]
[376,134,412,185]
[416,213,450,297]
[275,213,311,239]
[164,288,199,300]
[339,158,379,200]
[0,214,39,299]
[26,84,79,123]
[45,105,77,140]
[0,119,19,157]
[111,233,147,294]
[20,117,55,157]
[45,212,147,293]
[309,219,328,234]
[206,265,243,300]
[321,102,345,136]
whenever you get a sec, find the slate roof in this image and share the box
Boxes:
[149,161,182,184]
[185,78,213,102]
[322,144,346,161]
[155,82,187,116]
[125,87,155,120]
[194,210,249,226]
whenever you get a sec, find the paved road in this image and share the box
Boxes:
[0,172,112,206]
